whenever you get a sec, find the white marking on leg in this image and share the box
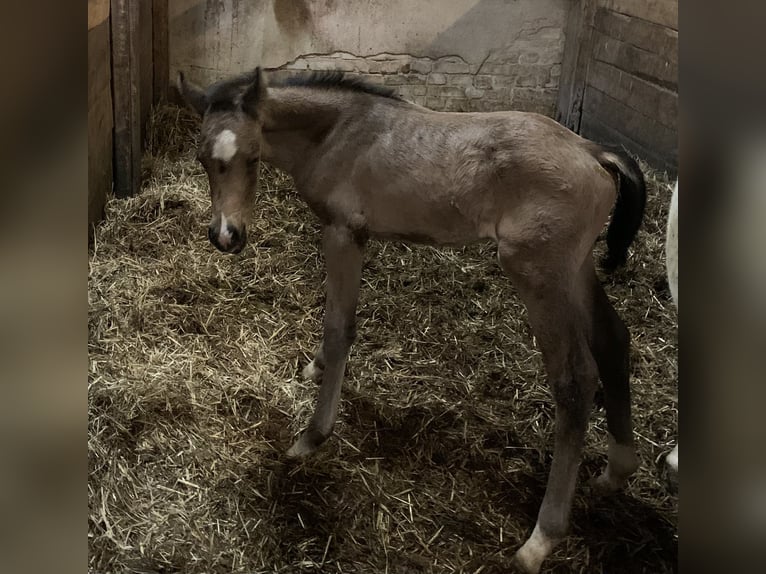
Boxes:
[594,433,639,492]
[212,129,238,162]
[666,444,679,472]
[302,359,322,381]
[515,523,556,573]
[666,180,679,307]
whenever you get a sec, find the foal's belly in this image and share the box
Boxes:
[355,188,495,246]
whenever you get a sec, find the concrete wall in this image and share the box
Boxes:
[169,0,570,115]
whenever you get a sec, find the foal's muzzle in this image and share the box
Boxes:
[208,221,247,254]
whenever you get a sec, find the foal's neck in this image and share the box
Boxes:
[260,89,346,175]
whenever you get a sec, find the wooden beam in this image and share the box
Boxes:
[603,0,678,30]
[88,18,113,237]
[153,0,169,104]
[110,0,142,198]
[139,0,154,140]
[555,0,598,132]
[88,0,110,30]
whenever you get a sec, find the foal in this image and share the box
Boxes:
[179,68,646,573]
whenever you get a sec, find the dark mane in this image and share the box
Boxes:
[204,69,260,112]
[201,69,400,113]
[278,71,401,100]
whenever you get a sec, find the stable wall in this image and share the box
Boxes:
[169,0,570,115]
[88,0,113,238]
[558,0,678,172]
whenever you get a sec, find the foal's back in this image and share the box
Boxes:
[310,95,614,246]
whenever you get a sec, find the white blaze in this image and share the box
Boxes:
[212,129,238,162]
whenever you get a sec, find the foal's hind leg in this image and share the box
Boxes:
[287,225,364,458]
[498,247,600,574]
[587,268,639,492]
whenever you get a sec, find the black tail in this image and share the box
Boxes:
[594,146,647,272]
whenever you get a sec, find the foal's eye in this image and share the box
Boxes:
[217,161,228,174]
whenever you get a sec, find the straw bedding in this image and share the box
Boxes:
[88,105,678,573]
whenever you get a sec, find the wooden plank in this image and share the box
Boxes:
[153,0,169,104]
[88,0,110,30]
[582,86,677,168]
[556,0,598,131]
[603,0,678,30]
[587,59,678,130]
[594,8,678,58]
[111,0,142,198]
[88,20,113,236]
[581,111,673,172]
[139,0,154,141]
[88,15,112,110]
[592,29,677,90]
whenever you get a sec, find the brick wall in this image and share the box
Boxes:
[170,0,570,116]
[270,28,564,115]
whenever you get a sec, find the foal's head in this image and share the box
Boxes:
[178,68,269,254]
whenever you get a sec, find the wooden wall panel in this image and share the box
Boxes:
[594,9,678,56]
[592,29,677,90]
[558,0,678,173]
[139,0,154,141]
[587,59,677,130]
[583,88,677,169]
[111,0,143,198]
[153,0,169,104]
[603,0,678,30]
[556,0,598,131]
[88,17,113,236]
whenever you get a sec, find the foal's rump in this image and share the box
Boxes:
[340,106,645,264]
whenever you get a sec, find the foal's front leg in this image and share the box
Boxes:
[287,225,364,458]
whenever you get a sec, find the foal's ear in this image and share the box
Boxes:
[177,72,208,116]
[241,67,268,116]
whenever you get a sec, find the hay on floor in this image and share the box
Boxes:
[89,105,678,573]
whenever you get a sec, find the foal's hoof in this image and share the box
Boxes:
[301,360,323,385]
[665,465,679,494]
[589,472,625,495]
[509,552,541,574]
[664,448,679,494]
[286,428,328,459]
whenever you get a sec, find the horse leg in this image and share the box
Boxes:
[587,267,640,492]
[499,247,599,574]
[302,340,325,384]
[287,225,364,458]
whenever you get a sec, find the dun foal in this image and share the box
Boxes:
[180,68,646,573]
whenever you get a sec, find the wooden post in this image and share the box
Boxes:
[139,0,154,138]
[556,0,598,132]
[153,0,169,104]
[88,0,113,237]
[110,0,142,198]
